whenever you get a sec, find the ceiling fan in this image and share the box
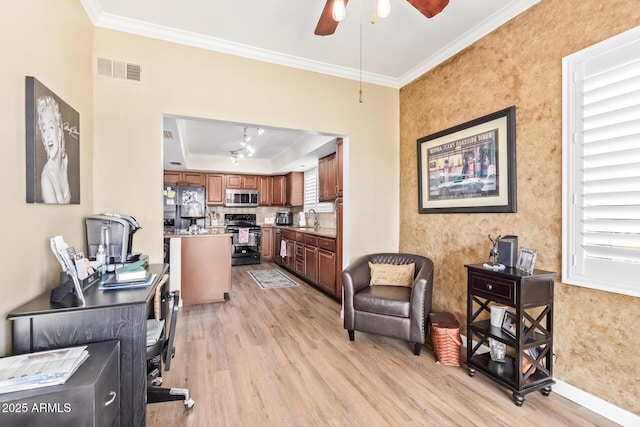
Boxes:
[315,0,450,36]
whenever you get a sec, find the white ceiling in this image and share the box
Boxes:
[82,0,540,174]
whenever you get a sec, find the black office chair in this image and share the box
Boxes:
[146,274,194,409]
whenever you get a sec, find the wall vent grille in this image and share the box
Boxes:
[163,130,174,139]
[96,57,142,82]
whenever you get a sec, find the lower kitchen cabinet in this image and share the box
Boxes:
[317,249,336,294]
[261,227,274,260]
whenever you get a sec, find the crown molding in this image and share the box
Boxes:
[82,0,540,90]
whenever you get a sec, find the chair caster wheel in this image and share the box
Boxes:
[184,398,195,410]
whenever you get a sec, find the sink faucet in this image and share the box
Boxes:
[309,209,319,230]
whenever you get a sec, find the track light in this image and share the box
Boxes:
[333,0,346,22]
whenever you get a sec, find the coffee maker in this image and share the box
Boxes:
[275,212,292,225]
[85,214,141,263]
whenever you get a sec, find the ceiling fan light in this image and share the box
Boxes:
[377,0,391,18]
[257,128,264,135]
[332,0,346,22]
[247,152,254,157]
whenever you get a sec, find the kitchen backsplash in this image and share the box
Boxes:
[207,205,336,229]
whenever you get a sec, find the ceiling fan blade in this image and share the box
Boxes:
[315,0,350,36]
[407,0,449,19]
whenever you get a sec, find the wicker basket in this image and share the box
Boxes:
[429,312,463,366]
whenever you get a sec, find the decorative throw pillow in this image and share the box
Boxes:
[369,262,415,287]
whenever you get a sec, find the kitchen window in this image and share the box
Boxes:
[562,26,640,298]
[304,167,333,213]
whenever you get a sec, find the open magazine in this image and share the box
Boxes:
[0,346,89,394]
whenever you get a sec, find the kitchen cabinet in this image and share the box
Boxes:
[465,264,556,406]
[285,172,304,206]
[164,170,204,186]
[261,226,274,260]
[304,234,318,284]
[206,173,225,206]
[336,138,343,197]
[318,152,337,201]
[258,176,272,206]
[318,249,336,294]
[294,240,305,276]
[227,174,258,189]
[272,175,286,206]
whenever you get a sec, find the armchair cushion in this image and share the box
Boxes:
[354,285,411,317]
[369,262,415,287]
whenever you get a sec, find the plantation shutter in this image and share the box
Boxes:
[562,27,640,298]
[304,168,333,213]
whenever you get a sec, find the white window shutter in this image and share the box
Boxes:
[562,26,640,298]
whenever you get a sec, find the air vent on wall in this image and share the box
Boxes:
[163,130,174,139]
[96,57,142,82]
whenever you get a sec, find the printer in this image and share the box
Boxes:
[85,213,141,263]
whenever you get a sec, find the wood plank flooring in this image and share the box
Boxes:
[147,263,617,426]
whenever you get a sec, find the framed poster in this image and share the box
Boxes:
[26,76,80,204]
[417,106,516,214]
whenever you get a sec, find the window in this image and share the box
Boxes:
[562,26,640,298]
[303,167,333,213]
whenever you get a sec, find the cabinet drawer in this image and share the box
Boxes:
[282,230,295,240]
[317,237,335,252]
[304,235,318,246]
[470,273,515,303]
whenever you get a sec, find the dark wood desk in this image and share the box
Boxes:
[7,264,169,427]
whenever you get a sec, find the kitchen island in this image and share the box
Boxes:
[164,228,232,305]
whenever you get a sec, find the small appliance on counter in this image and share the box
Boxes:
[85,213,141,263]
[275,212,292,226]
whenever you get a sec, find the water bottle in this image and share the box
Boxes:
[96,244,106,276]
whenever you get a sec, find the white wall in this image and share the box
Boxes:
[0,0,94,355]
[91,29,400,266]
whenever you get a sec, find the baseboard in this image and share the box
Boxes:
[460,334,639,426]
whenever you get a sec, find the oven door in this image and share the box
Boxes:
[229,227,261,265]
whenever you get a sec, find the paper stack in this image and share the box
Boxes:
[0,346,89,394]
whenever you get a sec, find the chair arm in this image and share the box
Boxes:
[342,255,373,329]
[409,259,434,342]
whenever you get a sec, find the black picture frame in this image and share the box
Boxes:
[26,76,80,204]
[501,310,517,338]
[417,106,517,214]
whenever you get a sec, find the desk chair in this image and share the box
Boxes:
[147,274,195,409]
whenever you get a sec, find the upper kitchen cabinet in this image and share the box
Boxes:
[286,172,303,207]
[318,152,337,202]
[258,176,272,206]
[272,175,286,206]
[164,170,205,186]
[206,173,225,206]
[226,174,258,189]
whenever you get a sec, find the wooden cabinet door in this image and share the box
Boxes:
[242,175,258,189]
[285,239,295,270]
[183,172,204,186]
[318,249,336,294]
[336,138,343,197]
[261,227,274,260]
[305,245,318,283]
[226,174,242,189]
[271,175,286,206]
[286,172,304,206]
[319,152,337,201]
[164,170,182,185]
[258,176,272,206]
[206,173,225,205]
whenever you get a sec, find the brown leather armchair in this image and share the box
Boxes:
[342,253,434,355]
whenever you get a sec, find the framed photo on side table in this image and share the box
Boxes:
[516,247,537,274]
[501,311,517,338]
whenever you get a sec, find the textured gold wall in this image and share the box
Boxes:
[399,0,640,414]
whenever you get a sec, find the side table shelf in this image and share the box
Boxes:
[465,264,556,406]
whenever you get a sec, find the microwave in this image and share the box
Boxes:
[225,189,259,207]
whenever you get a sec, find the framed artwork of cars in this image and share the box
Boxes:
[417,106,517,214]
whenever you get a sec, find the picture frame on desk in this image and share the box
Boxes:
[501,310,517,338]
[516,247,537,274]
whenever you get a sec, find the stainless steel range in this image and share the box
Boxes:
[225,213,261,265]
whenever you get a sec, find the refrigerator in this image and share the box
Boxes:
[164,185,206,231]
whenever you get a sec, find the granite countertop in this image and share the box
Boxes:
[164,227,232,238]
[274,225,337,239]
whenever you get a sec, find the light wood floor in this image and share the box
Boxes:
[147,263,617,427]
